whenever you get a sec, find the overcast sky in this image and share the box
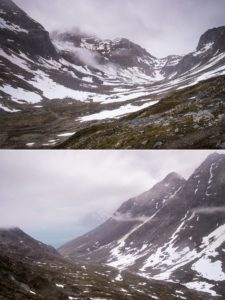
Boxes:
[0,150,224,247]
[13,0,225,57]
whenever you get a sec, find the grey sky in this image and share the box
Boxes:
[13,0,225,57]
[0,150,224,247]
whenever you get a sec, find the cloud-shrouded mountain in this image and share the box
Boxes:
[59,153,225,298]
[0,0,225,148]
[0,0,224,103]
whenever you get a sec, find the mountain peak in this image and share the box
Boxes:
[191,152,225,174]
[0,226,21,233]
[164,172,184,182]
[0,226,32,240]
[200,152,225,168]
[206,151,224,159]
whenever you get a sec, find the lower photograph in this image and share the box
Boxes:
[0,150,225,300]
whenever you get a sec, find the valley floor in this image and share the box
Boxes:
[0,253,214,300]
[0,96,156,149]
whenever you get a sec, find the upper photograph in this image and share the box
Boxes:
[0,0,225,149]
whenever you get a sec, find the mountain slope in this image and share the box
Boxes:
[0,227,60,262]
[0,0,225,148]
[59,153,225,297]
[59,172,186,258]
[0,227,208,300]
[59,75,225,149]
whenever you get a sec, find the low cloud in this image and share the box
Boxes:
[14,0,225,57]
[52,30,115,71]
[70,47,103,70]
[112,212,148,223]
[193,207,225,215]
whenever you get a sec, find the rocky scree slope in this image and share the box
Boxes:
[58,75,225,149]
[0,227,209,300]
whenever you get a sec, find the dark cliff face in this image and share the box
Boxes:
[197,26,225,53]
[173,27,225,76]
[0,0,57,58]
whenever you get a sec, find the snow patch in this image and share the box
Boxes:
[80,101,158,122]
[108,210,160,269]
[0,85,42,104]
[56,283,64,288]
[26,143,35,147]
[29,290,36,295]
[29,71,95,101]
[184,281,218,297]
[0,17,28,33]
[57,132,75,137]
[192,257,225,281]
[193,42,214,57]
[0,102,20,112]
[115,273,123,281]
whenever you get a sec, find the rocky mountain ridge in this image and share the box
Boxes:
[52,30,178,82]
